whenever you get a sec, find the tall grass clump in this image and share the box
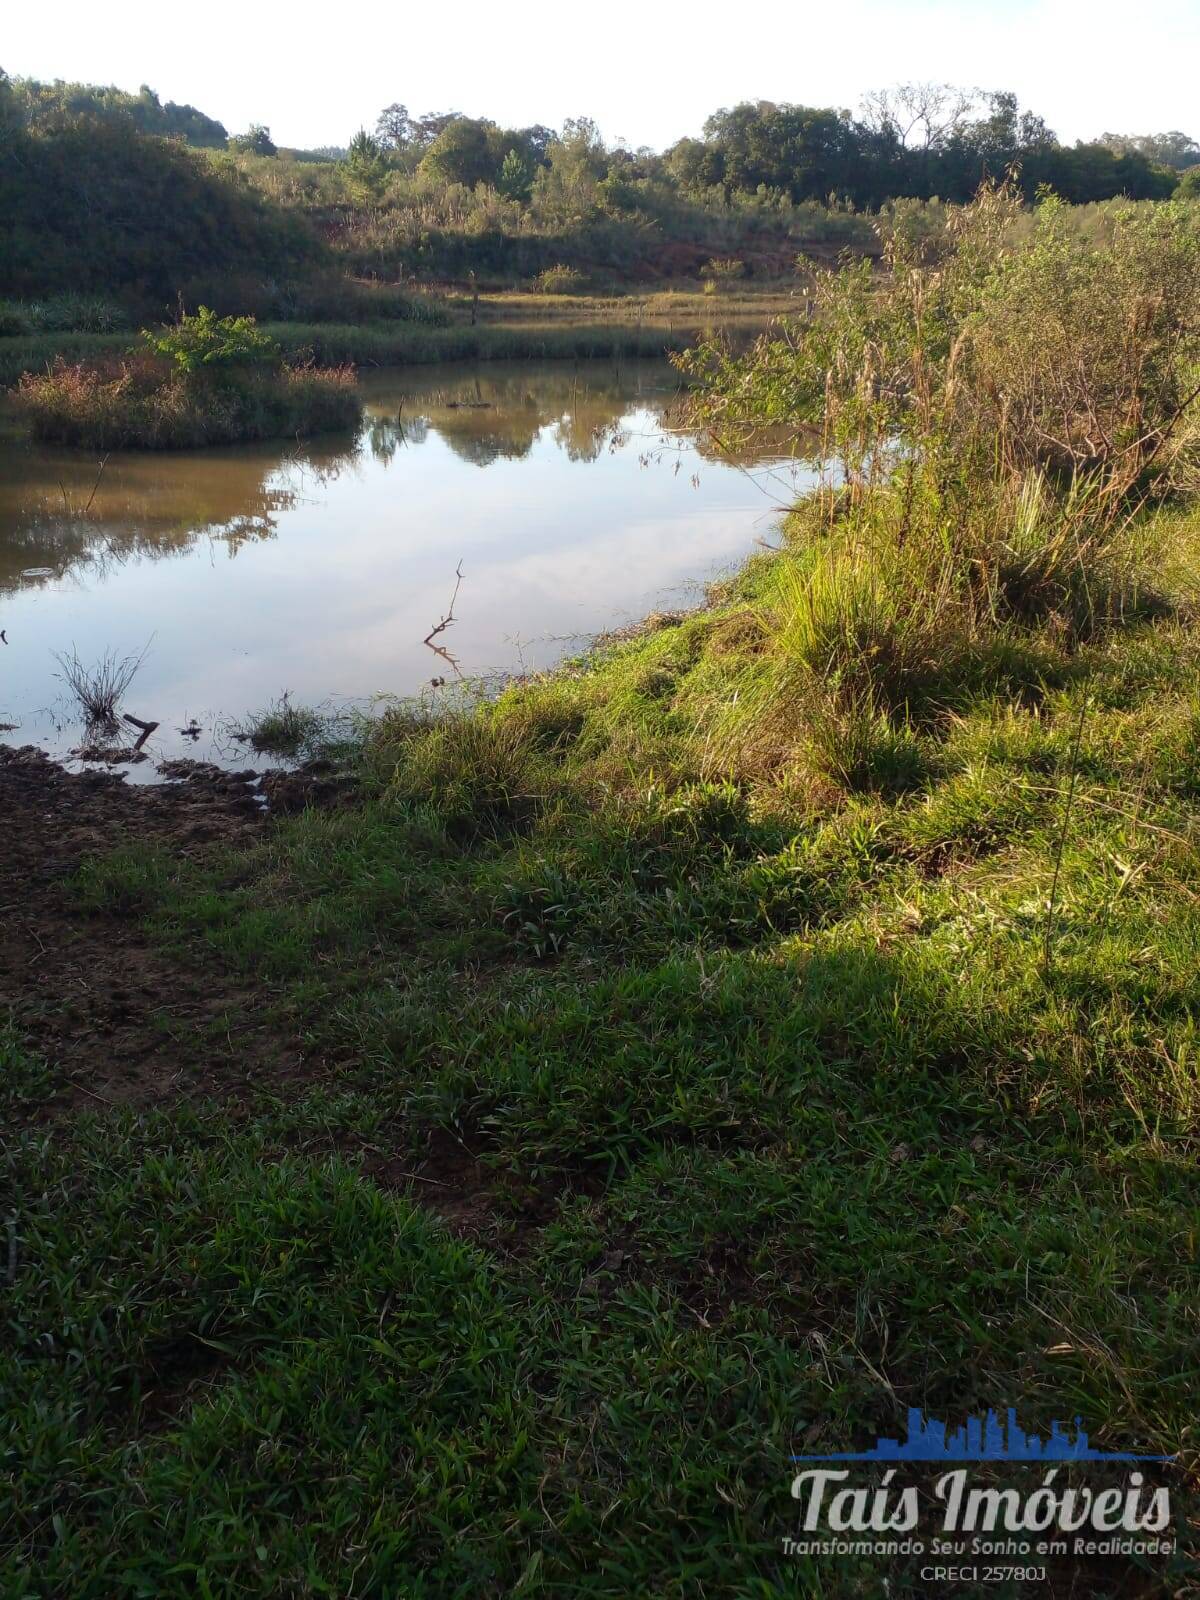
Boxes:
[53,645,146,726]
[382,709,551,840]
[681,183,1200,788]
[233,694,334,761]
[535,264,586,295]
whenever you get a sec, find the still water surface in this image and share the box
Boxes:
[0,359,808,773]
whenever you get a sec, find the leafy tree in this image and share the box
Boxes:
[513,124,554,165]
[701,102,868,204]
[663,136,725,192]
[530,116,610,220]
[0,69,17,150]
[684,88,1167,208]
[418,117,502,188]
[1020,141,1175,202]
[375,102,412,150]
[408,110,463,150]
[597,169,641,212]
[228,124,276,157]
[1176,166,1200,199]
[557,117,607,177]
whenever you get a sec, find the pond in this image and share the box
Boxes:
[0,358,811,775]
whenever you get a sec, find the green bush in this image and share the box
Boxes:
[143,306,281,373]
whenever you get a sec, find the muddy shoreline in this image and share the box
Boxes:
[0,744,351,1114]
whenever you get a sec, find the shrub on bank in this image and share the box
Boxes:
[535,264,586,295]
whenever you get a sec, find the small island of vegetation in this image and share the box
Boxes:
[15,307,359,449]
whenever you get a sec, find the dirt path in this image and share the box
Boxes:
[0,746,307,1113]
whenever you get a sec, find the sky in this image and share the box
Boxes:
[5,0,1198,152]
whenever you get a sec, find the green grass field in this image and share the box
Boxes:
[4,488,1199,1594]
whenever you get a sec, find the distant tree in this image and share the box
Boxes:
[558,117,607,174]
[346,128,388,200]
[1099,130,1200,170]
[597,169,642,212]
[685,87,1164,208]
[663,136,725,192]
[127,84,229,147]
[1174,165,1200,198]
[409,110,463,150]
[530,118,610,220]
[496,147,533,202]
[514,123,555,166]
[1047,143,1171,200]
[860,81,980,150]
[4,73,227,147]
[0,69,17,149]
[375,102,412,150]
[228,124,276,157]
[418,117,501,188]
[701,102,867,204]
[969,91,1055,158]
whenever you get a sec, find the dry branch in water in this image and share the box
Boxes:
[424,561,465,679]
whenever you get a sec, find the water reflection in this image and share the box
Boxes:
[0,358,806,773]
[364,368,666,468]
[0,440,358,595]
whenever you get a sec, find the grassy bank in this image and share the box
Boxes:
[5,479,1200,1590]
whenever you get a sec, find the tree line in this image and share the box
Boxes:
[343,86,1191,207]
[3,71,1196,210]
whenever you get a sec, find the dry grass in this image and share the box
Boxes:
[14,356,359,450]
[53,644,146,727]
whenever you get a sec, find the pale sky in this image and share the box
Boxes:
[5,0,1198,152]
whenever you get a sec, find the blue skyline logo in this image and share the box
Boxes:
[794,1408,1173,1463]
